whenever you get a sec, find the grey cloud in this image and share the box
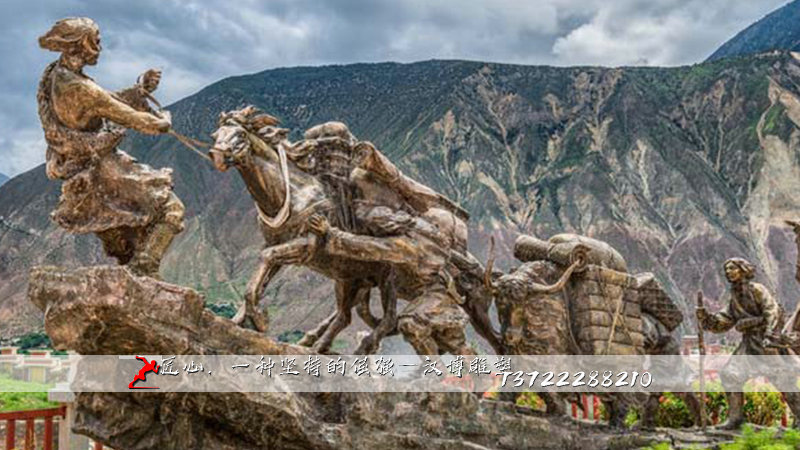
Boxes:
[0,0,789,176]
[552,0,787,66]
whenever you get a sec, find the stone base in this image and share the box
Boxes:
[28,265,310,355]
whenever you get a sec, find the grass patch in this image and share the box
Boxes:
[0,392,58,412]
[640,426,800,450]
[0,373,59,412]
[0,373,54,393]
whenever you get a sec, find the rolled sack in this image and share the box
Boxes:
[303,121,354,141]
[514,233,627,272]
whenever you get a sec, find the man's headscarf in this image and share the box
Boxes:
[724,257,755,280]
[39,17,99,54]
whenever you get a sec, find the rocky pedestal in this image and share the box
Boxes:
[29,265,737,449]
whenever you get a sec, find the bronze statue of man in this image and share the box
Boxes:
[697,257,800,429]
[37,17,184,277]
[307,170,474,356]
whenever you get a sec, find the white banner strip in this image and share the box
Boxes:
[2,354,799,393]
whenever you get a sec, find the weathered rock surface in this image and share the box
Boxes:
[29,265,746,449]
[29,265,313,356]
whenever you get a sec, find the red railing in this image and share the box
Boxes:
[571,394,601,421]
[0,406,66,450]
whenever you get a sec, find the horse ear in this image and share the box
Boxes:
[252,113,280,129]
[217,111,230,126]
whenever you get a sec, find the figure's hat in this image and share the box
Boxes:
[39,17,99,52]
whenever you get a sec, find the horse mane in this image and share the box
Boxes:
[218,105,287,147]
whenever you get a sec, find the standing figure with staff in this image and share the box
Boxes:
[695,291,708,431]
[785,220,800,339]
[696,257,800,429]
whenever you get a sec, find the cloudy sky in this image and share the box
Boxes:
[0,0,788,177]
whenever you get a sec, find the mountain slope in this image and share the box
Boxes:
[2,56,800,346]
[0,173,7,187]
[708,0,800,61]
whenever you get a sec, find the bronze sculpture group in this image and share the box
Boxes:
[36,17,800,430]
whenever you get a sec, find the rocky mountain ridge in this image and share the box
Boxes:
[708,0,800,61]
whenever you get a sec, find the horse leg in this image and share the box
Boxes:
[466,302,504,354]
[312,281,365,354]
[300,275,386,349]
[233,237,311,332]
[297,311,337,347]
[301,282,378,348]
[356,298,380,329]
[355,268,398,354]
[354,290,401,339]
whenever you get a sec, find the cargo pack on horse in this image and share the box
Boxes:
[472,232,698,426]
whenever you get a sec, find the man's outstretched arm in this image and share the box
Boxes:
[61,77,169,135]
[308,214,418,266]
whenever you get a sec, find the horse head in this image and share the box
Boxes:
[210,106,283,172]
[210,106,292,228]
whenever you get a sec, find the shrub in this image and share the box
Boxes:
[206,302,236,319]
[0,391,58,412]
[483,389,498,400]
[743,381,786,427]
[330,338,349,353]
[598,399,609,422]
[719,425,797,450]
[642,427,800,450]
[656,393,695,428]
[515,392,545,411]
[640,442,673,450]
[13,332,52,351]
[691,380,787,427]
[277,330,305,344]
[782,428,800,448]
[624,407,639,428]
[693,380,729,424]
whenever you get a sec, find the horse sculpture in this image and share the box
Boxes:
[209,107,398,353]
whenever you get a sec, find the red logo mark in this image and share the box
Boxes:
[128,356,160,389]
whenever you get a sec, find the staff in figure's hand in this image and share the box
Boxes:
[695,291,708,431]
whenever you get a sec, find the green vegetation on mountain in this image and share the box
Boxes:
[708,0,800,61]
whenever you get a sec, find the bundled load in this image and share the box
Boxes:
[508,233,682,356]
[635,273,684,332]
[567,265,645,355]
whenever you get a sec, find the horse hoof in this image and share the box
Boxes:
[251,313,269,333]
[354,338,377,355]
[232,305,246,326]
[311,341,330,354]
[297,333,318,347]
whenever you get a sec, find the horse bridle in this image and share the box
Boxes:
[211,120,292,229]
